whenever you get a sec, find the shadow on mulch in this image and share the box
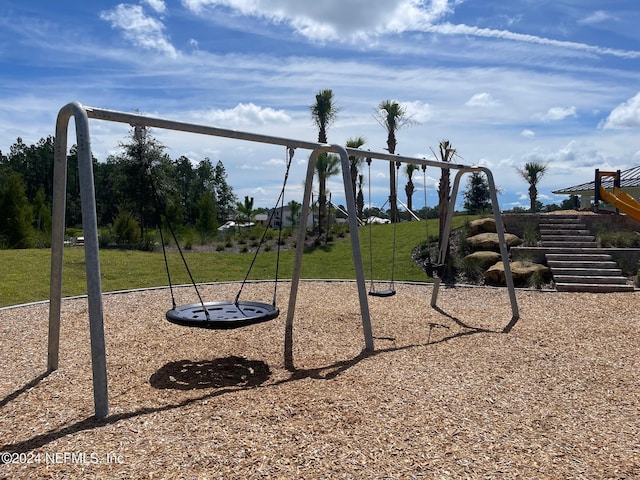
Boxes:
[1,310,505,459]
[150,356,271,390]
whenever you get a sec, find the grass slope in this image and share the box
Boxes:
[0,216,475,307]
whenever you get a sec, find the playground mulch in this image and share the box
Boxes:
[1,281,638,479]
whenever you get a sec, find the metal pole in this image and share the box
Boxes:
[49,102,109,419]
[333,145,374,351]
[75,104,110,419]
[285,149,320,369]
[482,167,519,322]
[48,104,73,372]
[430,169,460,307]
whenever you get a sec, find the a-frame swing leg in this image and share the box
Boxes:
[430,168,519,324]
[285,146,374,369]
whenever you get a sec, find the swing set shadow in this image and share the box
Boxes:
[45,102,519,419]
[1,310,506,459]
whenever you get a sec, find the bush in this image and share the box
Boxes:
[113,211,140,245]
[597,229,640,248]
[98,230,113,247]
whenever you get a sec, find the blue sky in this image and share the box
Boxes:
[1,0,640,210]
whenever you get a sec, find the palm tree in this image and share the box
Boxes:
[310,89,338,144]
[404,163,420,220]
[374,100,413,222]
[357,174,365,220]
[287,199,302,227]
[516,162,547,212]
[346,136,366,210]
[435,140,457,279]
[310,89,339,235]
[236,195,255,224]
[315,153,341,236]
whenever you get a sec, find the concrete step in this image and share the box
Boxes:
[539,217,583,223]
[555,283,634,293]
[541,235,595,242]
[553,275,630,284]
[547,260,618,268]
[542,241,598,248]
[539,222,587,228]
[540,229,592,235]
[549,267,623,276]
[545,253,612,261]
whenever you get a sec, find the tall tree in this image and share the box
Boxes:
[174,156,196,223]
[462,171,492,214]
[404,163,420,220]
[213,160,237,223]
[236,195,255,224]
[346,136,366,211]
[109,124,171,239]
[315,153,341,236]
[374,100,413,223]
[310,89,338,144]
[435,140,457,278]
[0,172,35,248]
[516,162,547,212]
[357,174,365,220]
[195,191,218,241]
[310,89,339,235]
[287,199,302,227]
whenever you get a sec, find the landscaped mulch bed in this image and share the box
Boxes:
[1,281,638,478]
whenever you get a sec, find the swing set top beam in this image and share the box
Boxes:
[84,104,475,172]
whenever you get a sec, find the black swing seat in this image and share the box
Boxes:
[369,289,396,298]
[166,300,279,330]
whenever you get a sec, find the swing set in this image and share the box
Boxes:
[365,160,431,296]
[47,102,519,418]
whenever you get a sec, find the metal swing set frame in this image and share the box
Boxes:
[47,102,519,419]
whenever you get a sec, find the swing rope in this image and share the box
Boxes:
[366,157,398,297]
[366,157,375,292]
[139,125,209,317]
[387,161,400,292]
[422,163,433,276]
[234,146,295,308]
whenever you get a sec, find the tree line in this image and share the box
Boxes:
[0,128,237,249]
[0,89,563,250]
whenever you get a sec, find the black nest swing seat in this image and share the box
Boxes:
[368,288,396,298]
[166,300,280,330]
[145,143,296,332]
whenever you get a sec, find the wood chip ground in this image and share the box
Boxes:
[1,281,638,479]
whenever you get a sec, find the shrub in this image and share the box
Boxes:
[113,211,140,245]
[597,229,640,248]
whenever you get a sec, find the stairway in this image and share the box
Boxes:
[540,215,634,292]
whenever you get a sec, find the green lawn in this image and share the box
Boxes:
[0,216,476,307]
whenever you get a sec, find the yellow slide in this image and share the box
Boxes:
[599,186,640,222]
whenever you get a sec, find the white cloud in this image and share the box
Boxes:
[578,10,614,25]
[192,103,292,126]
[465,93,499,107]
[180,0,454,41]
[180,0,640,59]
[100,4,177,57]
[423,22,640,59]
[520,129,535,138]
[535,106,577,122]
[601,93,640,130]
[402,100,432,123]
[142,0,167,14]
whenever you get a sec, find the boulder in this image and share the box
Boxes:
[468,217,498,235]
[484,260,550,286]
[466,232,522,252]
[464,251,501,270]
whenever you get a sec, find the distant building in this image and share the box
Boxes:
[255,206,314,229]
